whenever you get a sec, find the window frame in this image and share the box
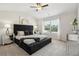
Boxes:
[43,18,59,33]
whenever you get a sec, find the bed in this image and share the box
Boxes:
[10,24,51,55]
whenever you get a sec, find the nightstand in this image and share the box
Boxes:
[2,34,13,46]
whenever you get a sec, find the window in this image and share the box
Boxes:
[43,18,59,33]
[44,20,51,32]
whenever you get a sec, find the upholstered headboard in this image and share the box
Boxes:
[14,24,33,35]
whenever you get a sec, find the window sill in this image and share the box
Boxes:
[42,32,59,34]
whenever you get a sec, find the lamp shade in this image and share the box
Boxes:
[34,25,38,29]
[4,24,10,28]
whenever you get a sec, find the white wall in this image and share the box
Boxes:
[0,11,37,25]
[36,11,77,41]
[59,11,77,41]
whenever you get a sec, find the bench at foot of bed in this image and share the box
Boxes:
[19,38,51,55]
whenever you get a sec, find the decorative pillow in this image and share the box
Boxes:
[23,39,35,44]
[24,31,29,35]
[34,38,40,42]
[17,31,24,36]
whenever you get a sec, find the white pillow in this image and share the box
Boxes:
[17,31,24,36]
[23,39,35,44]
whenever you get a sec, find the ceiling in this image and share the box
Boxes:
[0,3,78,18]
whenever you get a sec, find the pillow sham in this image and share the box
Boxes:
[17,31,24,36]
[34,38,40,42]
[24,31,29,35]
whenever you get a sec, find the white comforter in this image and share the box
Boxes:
[15,34,49,40]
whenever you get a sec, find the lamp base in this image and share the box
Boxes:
[2,42,14,46]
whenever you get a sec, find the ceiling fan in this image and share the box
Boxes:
[30,3,48,11]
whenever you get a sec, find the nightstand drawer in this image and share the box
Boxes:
[68,34,79,41]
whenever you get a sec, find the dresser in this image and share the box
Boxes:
[68,33,79,41]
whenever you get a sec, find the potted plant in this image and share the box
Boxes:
[72,18,78,33]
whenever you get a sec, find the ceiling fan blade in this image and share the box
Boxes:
[42,4,48,7]
[36,3,41,6]
[30,6,36,8]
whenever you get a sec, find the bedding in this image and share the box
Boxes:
[15,34,48,40]
[24,31,29,35]
[23,39,35,44]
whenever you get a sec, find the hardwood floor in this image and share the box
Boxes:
[0,43,29,56]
